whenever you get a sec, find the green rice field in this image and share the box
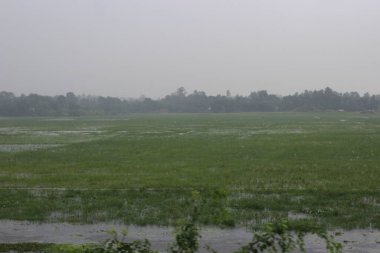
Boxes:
[1,112,380,229]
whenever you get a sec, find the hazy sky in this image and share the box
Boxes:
[1,0,380,98]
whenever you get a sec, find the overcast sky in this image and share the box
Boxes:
[1,0,380,98]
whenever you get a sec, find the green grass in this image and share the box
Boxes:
[1,112,380,228]
[0,243,88,253]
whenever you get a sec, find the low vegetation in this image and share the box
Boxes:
[1,112,380,229]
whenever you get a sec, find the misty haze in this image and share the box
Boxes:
[1,0,380,97]
[1,1,380,253]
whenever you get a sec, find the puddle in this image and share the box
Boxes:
[287,211,310,220]
[0,144,63,152]
[0,127,103,136]
[0,221,379,253]
[30,130,103,136]
[207,128,306,136]
[0,127,25,135]
[43,118,75,121]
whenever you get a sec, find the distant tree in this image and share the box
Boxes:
[0,87,379,116]
[174,87,187,97]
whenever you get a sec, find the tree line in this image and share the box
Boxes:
[0,87,379,116]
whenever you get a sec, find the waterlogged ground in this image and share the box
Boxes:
[1,113,380,230]
[1,221,380,253]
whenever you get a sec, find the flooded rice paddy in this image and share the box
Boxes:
[1,113,380,251]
